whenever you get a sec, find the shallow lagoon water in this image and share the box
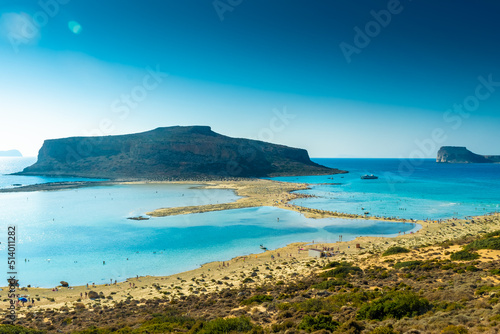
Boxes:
[0,160,419,287]
[0,183,241,287]
[5,157,493,287]
[1,185,417,287]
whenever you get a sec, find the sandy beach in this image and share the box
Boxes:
[146,179,409,221]
[1,177,498,320]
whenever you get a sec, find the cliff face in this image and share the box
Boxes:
[436,146,500,163]
[18,126,345,179]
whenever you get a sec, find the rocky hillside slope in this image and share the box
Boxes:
[437,146,500,163]
[17,126,344,179]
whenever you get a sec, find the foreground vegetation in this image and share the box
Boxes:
[2,230,500,333]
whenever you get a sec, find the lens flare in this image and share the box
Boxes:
[68,21,82,34]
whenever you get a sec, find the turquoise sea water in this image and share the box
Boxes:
[1,198,417,287]
[3,157,498,287]
[272,158,500,221]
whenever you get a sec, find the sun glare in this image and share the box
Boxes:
[68,20,82,34]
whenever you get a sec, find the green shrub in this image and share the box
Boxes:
[298,314,339,332]
[312,279,347,290]
[418,260,441,271]
[369,326,398,334]
[434,301,464,312]
[321,263,362,278]
[357,291,430,320]
[484,230,500,238]
[440,262,457,270]
[393,261,422,270]
[241,294,273,305]
[0,325,45,334]
[490,314,500,322]
[329,290,380,308]
[465,237,500,251]
[466,265,479,272]
[450,250,480,261]
[489,269,500,275]
[73,327,109,334]
[337,319,364,333]
[382,246,410,256]
[323,261,341,269]
[294,298,336,312]
[278,303,293,311]
[475,285,500,296]
[441,325,468,334]
[271,320,295,333]
[198,316,254,334]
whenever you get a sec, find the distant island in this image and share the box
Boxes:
[437,146,500,163]
[16,126,346,179]
[0,149,22,157]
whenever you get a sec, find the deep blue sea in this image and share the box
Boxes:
[2,157,499,287]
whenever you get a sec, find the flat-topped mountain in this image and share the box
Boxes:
[437,146,500,163]
[17,126,345,179]
[0,149,22,157]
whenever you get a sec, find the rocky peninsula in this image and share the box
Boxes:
[16,126,345,179]
[437,146,500,163]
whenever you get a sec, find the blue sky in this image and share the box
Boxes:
[1,0,499,158]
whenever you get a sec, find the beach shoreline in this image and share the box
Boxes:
[1,211,499,317]
[1,179,499,317]
[1,178,414,222]
[0,181,116,193]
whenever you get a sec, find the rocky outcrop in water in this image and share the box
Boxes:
[436,146,500,163]
[17,126,345,179]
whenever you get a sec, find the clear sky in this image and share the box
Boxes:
[1,0,499,158]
